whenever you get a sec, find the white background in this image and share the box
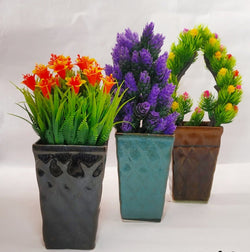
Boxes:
[0,0,250,167]
[0,1,250,251]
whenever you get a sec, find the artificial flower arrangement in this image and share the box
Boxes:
[105,22,178,134]
[13,54,127,250]
[167,25,243,202]
[106,22,177,222]
[167,25,243,126]
[16,54,125,146]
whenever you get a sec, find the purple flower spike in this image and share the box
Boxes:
[155,52,168,78]
[158,83,175,106]
[113,64,123,82]
[147,84,160,107]
[131,50,139,64]
[121,115,133,132]
[116,29,139,51]
[139,71,150,85]
[147,110,160,127]
[135,102,150,118]
[163,112,179,135]
[161,68,172,83]
[142,22,154,42]
[124,72,138,93]
[123,102,134,116]
[112,45,130,65]
[139,49,153,67]
[150,33,165,53]
[105,64,113,76]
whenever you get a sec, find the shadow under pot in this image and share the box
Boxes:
[172,125,223,201]
[116,133,174,222]
[32,142,107,250]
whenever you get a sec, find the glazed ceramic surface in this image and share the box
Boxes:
[172,125,223,201]
[116,133,174,221]
[33,142,107,250]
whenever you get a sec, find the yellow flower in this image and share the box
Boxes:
[227,85,235,94]
[190,28,198,37]
[169,52,175,60]
[209,37,217,46]
[214,51,222,60]
[218,68,227,76]
[225,103,233,111]
[172,101,179,111]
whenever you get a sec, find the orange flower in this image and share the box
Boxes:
[103,74,115,94]
[65,74,86,94]
[75,55,97,71]
[32,64,51,79]
[37,78,56,98]
[22,74,36,91]
[48,54,73,79]
[83,65,103,86]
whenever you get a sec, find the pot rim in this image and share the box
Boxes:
[115,132,175,138]
[32,140,108,152]
[176,121,223,130]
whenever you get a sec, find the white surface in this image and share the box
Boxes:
[0,0,250,166]
[0,163,249,252]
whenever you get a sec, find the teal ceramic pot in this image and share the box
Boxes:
[115,133,174,222]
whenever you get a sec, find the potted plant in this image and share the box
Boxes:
[167,26,243,201]
[13,54,126,249]
[105,22,178,221]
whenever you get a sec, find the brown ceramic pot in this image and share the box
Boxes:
[172,124,223,201]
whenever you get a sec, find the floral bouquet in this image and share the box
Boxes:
[105,22,178,134]
[14,54,126,146]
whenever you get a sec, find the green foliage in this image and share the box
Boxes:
[167,25,243,126]
[186,108,205,126]
[172,93,193,125]
[15,84,126,146]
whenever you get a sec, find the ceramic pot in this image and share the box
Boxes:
[172,125,223,201]
[115,133,174,222]
[32,142,107,250]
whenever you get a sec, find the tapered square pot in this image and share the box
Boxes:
[32,142,107,250]
[116,133,174,222]
[172,125,223,201]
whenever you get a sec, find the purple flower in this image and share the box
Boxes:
[158,83,175,107]
[121,115,133,132]
[155,52,168,78]
[124,72,138,93]
[163,112,179,135]
[141,22,154,42]
[161,68,172,84]
[131,50,139,64]
[149,33,165,56]
[139,70,150,85]
[139,49,153,67]
[146,110,160,128]
[116,29,139,51]
[113,64,123,82]
[123,102,134,116]
[105,64,113,76]
[112,45,130,65]
[147,84,160,107]
[135,102,150,118]
[153,112,178,134]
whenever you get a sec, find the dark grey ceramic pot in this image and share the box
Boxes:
[32,142,107,250]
